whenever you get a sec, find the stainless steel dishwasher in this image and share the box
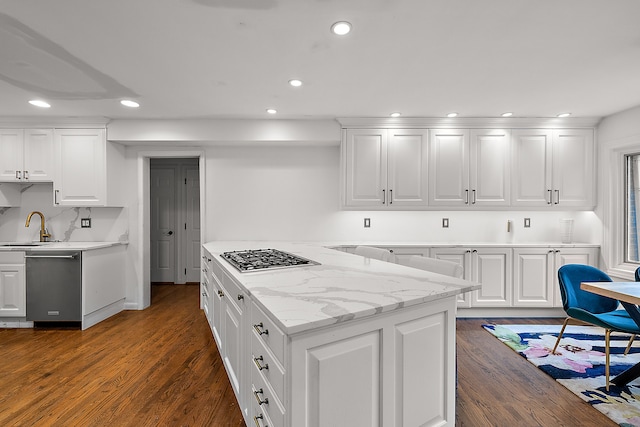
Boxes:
[26,251,82,323]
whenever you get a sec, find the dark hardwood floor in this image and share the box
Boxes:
[0,285,614,426]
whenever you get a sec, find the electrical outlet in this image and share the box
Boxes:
[364,218,371,228]
[442,218,449,228]
[81,218,91,228]
[524,218,531,228]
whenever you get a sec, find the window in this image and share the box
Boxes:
[626,153,640,263]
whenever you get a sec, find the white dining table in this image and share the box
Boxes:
[581,281,640,387]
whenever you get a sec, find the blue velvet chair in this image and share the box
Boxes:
[552,264,640,390]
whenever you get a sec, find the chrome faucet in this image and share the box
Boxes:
[25,211,51,242]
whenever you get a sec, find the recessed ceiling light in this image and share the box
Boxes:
[289,79,303,87]
[390,112,401,118]
[120,99,140,108]
[447,112,458,118]
[331,21,352,36]
[501,112,513,117]
[29,99,50,108]
[266,108,277,114]
[557,112,571,118]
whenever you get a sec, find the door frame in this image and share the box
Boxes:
[136,150,206,309]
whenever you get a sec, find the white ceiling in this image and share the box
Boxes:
[1,0,640,121]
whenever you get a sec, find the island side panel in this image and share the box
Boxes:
[82,245,127,329]
[289,296,457,427]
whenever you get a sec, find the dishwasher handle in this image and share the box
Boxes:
[25,254,79,259]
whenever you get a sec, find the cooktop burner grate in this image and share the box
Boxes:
[220,248,320,273]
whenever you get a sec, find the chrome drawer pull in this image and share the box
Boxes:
[217,290,224,297]
[253,322,269,335]
[253,388,269,406]
[254,355,269,371]
[237,294,244,301]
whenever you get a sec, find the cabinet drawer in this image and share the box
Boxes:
[251,303,285,364]
[251,366,285,427]
[220,269,246,312]
[252,330,285,403]
[250,400,275,427]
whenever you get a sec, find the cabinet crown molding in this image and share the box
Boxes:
[337,117,600,129]
[0,117,109,128]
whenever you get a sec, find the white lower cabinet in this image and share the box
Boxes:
[512,247,599,307]
[0,252,26,317]
[428,247,512,308]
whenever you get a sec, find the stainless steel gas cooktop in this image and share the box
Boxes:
[220,248,320,273]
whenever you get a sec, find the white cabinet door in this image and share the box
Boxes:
[344,129,387,207]
[512,248,554,307]
[552,247,599,307]
[430,247,472,307]
[0,129,24,181]
[552,129,595,207]
[471,129,511,206]
[24,129,53,182]
[470,248,512,307]
[511,129,553,206]
[429,129,469,206]
[305,331,381,427]
[387,129,428,207]
[223,297,242,397]
[54,128,106,206]
[0,261,26,317]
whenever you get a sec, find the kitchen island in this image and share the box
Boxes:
[202,241,478,427]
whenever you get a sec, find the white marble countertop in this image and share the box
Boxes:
[203,241,480,336]
[0,241,127,251]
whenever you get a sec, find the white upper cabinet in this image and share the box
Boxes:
[429,129,510,207]
[0,129,53,182]
[54,128,125,206]
[428,129,468,206]
[343,129,428,208]
[552,129,595,207]
[511,129,594,208]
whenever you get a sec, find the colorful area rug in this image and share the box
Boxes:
[483,324,640,426]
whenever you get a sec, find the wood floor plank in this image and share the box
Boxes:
[1,286,617,426]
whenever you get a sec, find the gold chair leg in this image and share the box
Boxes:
[606,329,611,392]
[552,317,571,354]
[624,334,636,356]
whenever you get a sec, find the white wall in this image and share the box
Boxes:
[595,104,640,278]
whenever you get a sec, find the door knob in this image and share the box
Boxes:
[167,231,173,235]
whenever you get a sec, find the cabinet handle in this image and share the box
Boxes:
[207,258,211,262]
[253,322,269,335]
[389,189,393,204]
[24,170,29,180]
[472,249,478,253]
[15,170,21,180]
[237,294,244,301]
[202,292,206,297]
[554,190,560,205]
[253,388,269,406]
[547,190,552,205]
[465,189,469,204]
[217,290,224,297]
[472,189,476,204]
[254,355,269,371]
[54,189,60,205]
[253,414,265,427]
[382,189,386,205]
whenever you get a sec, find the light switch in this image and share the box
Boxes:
[364,218,371,228]
[442,218,449,228]
[524,218,531,228]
